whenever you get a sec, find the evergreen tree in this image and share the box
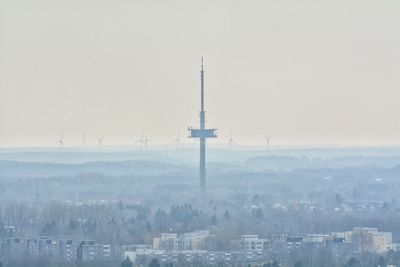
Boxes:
[377,255,385,267]
[346,257,359,267]
[335,193,343,204]
[209,213,218,225]
[118,200,124,210]
[0,222,5,238]
[121,256,133,267]
[252,208,264,219]
[149,258,161,267]
[223,210,231,219]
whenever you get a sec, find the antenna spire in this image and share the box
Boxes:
[200,57,205,113]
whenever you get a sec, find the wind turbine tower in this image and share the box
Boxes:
[143,136,151,149]
[188,58,217,199]
[82,133,86,146]
[228,131,235,150]
[265,135,272,150]
[56,134,65,151]
[97,135,105,150]
[137,132,151,149]
[137,133,145,149]
[174,133,181,150]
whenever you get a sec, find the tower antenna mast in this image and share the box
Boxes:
[188,58,217,200]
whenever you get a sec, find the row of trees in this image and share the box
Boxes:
[1,198,400,248]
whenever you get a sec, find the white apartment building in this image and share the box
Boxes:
[181,230,210,250]
[154,231,210,251]
[241,235,266,252]
[344,227,392,253]
[152,233,180,250]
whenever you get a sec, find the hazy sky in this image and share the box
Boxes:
[0,0,399,147]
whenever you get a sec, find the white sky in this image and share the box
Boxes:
[0,0,399,147]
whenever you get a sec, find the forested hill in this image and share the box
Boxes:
[0,160,189,178]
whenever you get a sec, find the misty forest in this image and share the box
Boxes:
[1,1,400,267]
[1,147,400,266]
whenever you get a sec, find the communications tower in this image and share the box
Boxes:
[188,58,217,199]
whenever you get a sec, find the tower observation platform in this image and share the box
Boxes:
[188,58,217,199]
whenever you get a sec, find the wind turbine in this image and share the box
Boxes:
[264,135,273,150]
[137,132,146,149]
[82,133,86,147]
[137,132,151,149]
[97,135,105,150]
[228,131,235,150]
[143,136,151,150]
[56,134,65,151]
[173,133,181,150]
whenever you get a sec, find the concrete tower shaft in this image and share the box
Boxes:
[188,58,217,199]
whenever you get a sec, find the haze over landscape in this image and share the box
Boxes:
[1,1,400,267]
